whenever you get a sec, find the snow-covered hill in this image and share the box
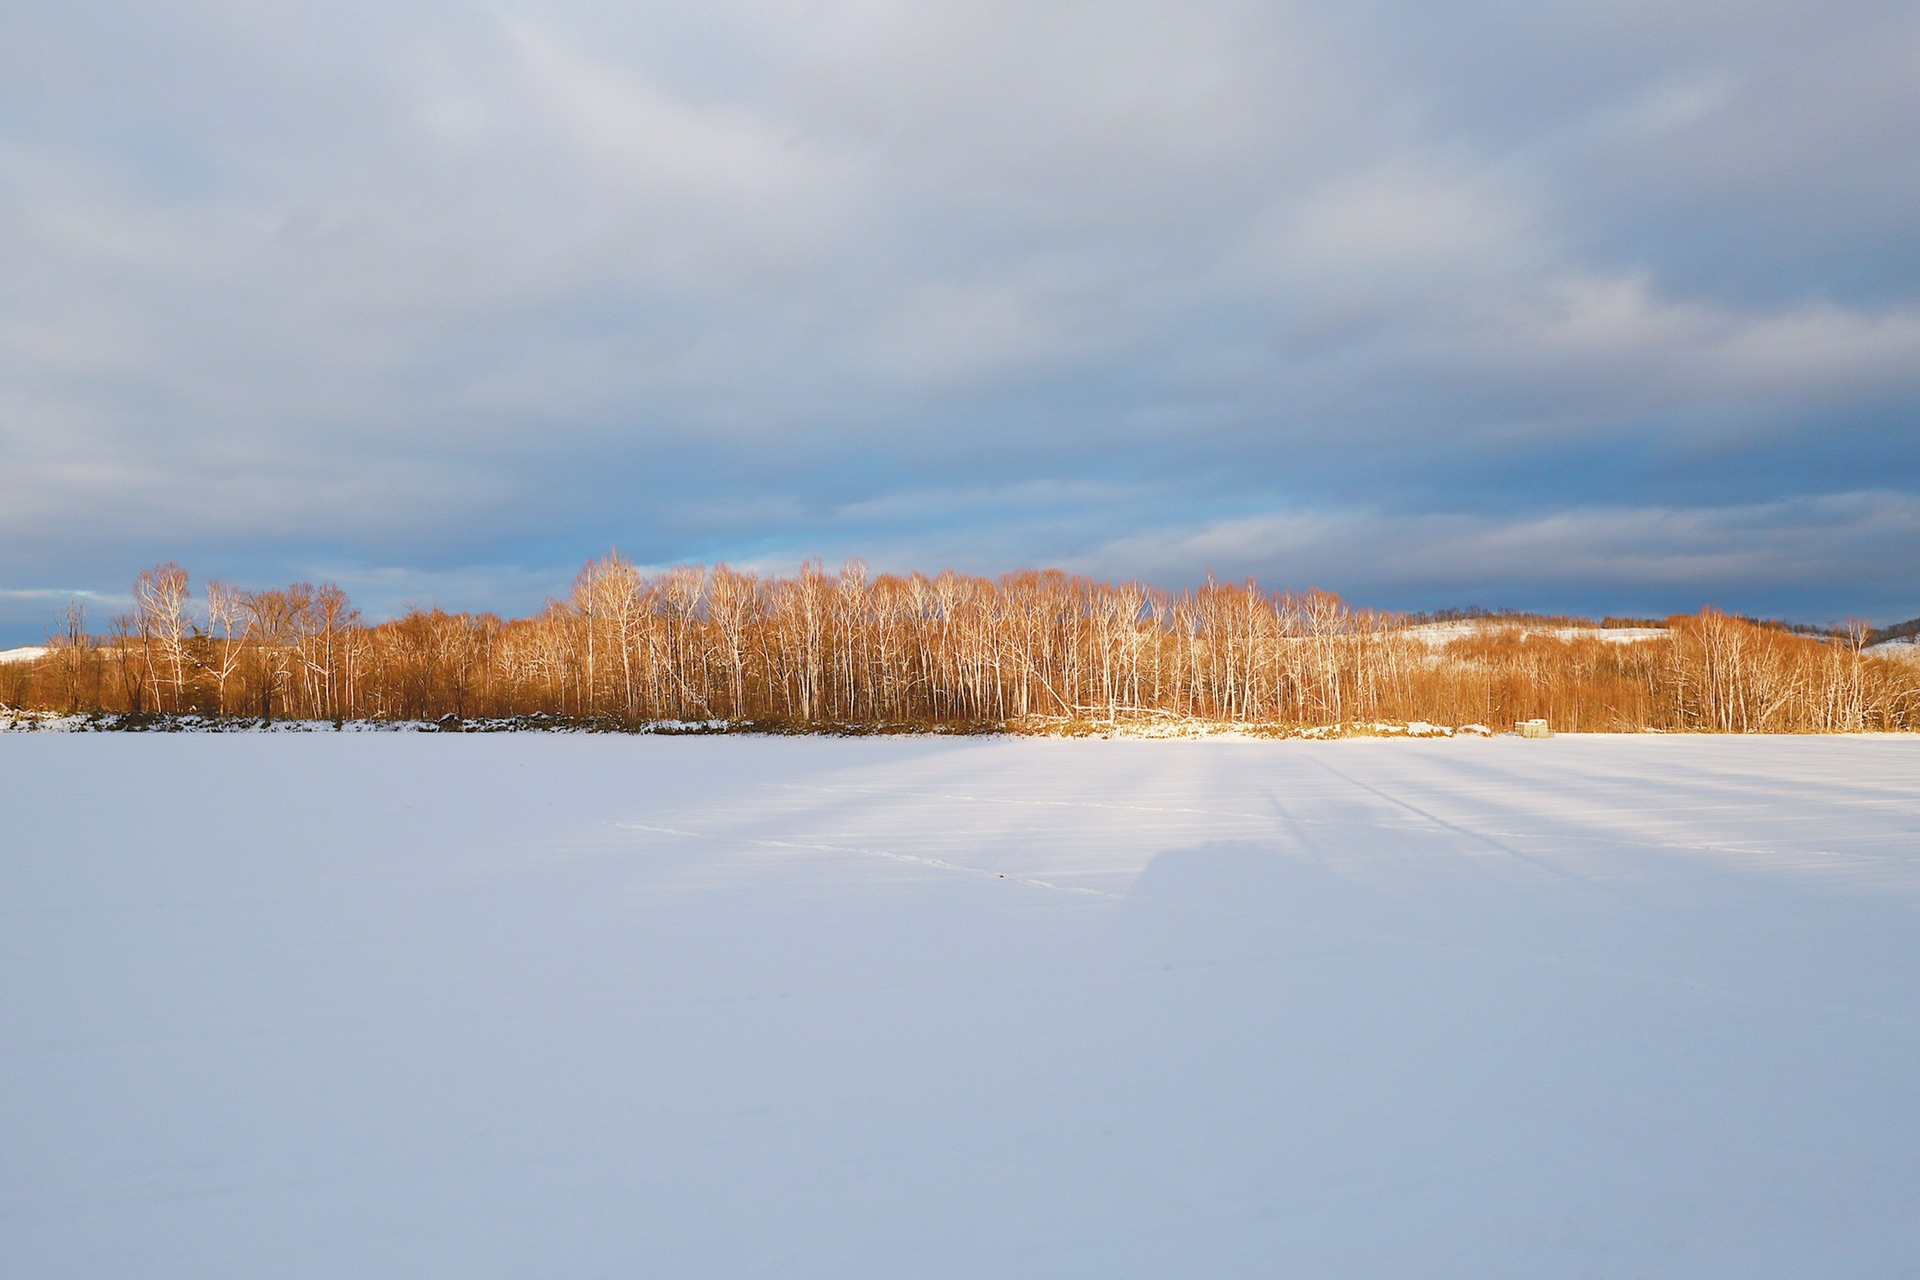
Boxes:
[1400,619,1667,646]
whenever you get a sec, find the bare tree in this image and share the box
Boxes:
[134,563,192,712]
[108,612,150,713]
[241,586,311,721]
[46,598,97,713]
[204,581,251,716]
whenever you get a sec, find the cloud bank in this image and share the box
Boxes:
[2,0,1917,639]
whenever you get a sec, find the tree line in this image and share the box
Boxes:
[4,556,1916,733]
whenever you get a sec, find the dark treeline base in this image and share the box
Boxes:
[4,555,1917,733]
[0,710,1000,735]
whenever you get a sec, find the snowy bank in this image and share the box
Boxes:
[0,709,1620,739]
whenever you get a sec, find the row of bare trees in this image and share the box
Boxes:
[9,567,363,720]
[6,556,1917,732]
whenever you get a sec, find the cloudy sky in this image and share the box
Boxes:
[3,0,1917,641]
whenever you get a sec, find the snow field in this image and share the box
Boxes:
[3,734,1919,1278]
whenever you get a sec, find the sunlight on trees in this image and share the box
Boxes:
[6,559,1916,732]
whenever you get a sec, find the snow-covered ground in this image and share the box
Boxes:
[1401,619,1667,646]
[0,645,47,665]
[4,734,1918,1278]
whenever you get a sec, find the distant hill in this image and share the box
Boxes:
[1870,616,1920,646]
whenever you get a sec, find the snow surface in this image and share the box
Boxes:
[1870,635,1920,660]
[4,734,1919,1278]
[0,645,47,665]
[1401,621,1667,647]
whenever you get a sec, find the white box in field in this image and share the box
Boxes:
[1518,718,1554,738]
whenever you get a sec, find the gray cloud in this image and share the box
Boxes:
[1079,489,1920,619]
[2,0,1916,642]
